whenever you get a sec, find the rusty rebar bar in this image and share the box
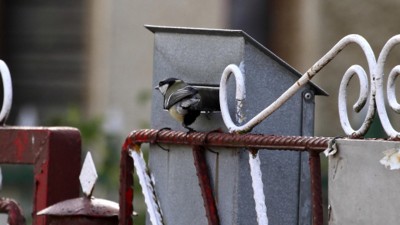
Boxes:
[127,129,331,152]
[119,140,134,225]
[309,151,323,225]
[192,145,220,225]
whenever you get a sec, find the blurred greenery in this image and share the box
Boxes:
[46,106,103,144]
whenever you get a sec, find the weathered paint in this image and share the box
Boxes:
[0,127,81,225]
[119,139,134,225]
[192,145,220,225]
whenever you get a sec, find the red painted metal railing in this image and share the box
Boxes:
[192,145,220,225]
[0,127,82,225]
[119,129,332,225]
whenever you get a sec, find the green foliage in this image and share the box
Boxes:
[46,106,103,143]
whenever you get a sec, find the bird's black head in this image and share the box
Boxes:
[158,77,182,86]
[155,77,184,95]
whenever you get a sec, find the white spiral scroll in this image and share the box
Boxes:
[375,35,400,139]
[220,34,379,137]
[220,34,400,138]
[0,60,12,125]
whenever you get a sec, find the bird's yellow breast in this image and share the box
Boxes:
[168,106,184,123]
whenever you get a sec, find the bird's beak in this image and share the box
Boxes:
[154,85,159,90]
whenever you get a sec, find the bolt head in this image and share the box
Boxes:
[304,92,313,100]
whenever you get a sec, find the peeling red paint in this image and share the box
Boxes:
[122,137,132,151]
[13,132,28,161]
[193,145,220,225]
[0,127,81,225]
[119,144,134,225]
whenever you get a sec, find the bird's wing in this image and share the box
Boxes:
[165,86,199,109]
[180,94,200,109]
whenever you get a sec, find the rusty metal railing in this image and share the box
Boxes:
[119,129,333,225]
[0,127,82,225]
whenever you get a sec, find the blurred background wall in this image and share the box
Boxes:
[3,0,398,138]
[0,0,399,223]
[86,0,399,139]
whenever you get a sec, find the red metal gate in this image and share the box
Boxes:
[0,127,81,225]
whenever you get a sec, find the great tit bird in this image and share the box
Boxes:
[155,78,201,131]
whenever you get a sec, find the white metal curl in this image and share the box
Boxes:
[219,64,246,133]
[338,65,373,137]
[387,65,400,113]
[0,60,12,125]
[220,34,376,136]
[375,35,400,139]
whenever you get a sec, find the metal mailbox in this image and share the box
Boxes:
[147,25,326,225]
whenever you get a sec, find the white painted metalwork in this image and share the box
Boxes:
[219,64,246,132]
[376,35,400,139]
[129,147,164,225]
[220,34,400,138]
[220,64,269,224]
[79,152,98,197]
[0,167,2,190]
[249,152,269,225]
[0,60,12,124]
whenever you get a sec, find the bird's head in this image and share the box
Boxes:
[155,78,184,96]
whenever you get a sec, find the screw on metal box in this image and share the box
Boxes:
[37,152,125,225]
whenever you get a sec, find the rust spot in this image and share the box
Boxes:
[14,133,29,160]
[307,71,313,80]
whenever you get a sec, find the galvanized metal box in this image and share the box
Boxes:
[329,139,400,225]
[148,25,325,225]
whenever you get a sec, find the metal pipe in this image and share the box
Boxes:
[126,129,331,152]
[309,151,324,225]
[192,145,220,225]
[119,141,134,225]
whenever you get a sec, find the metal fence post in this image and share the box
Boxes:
[0,127,81,225]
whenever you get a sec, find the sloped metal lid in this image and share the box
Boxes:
[146,25,328,96]
[37,197,119,217]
